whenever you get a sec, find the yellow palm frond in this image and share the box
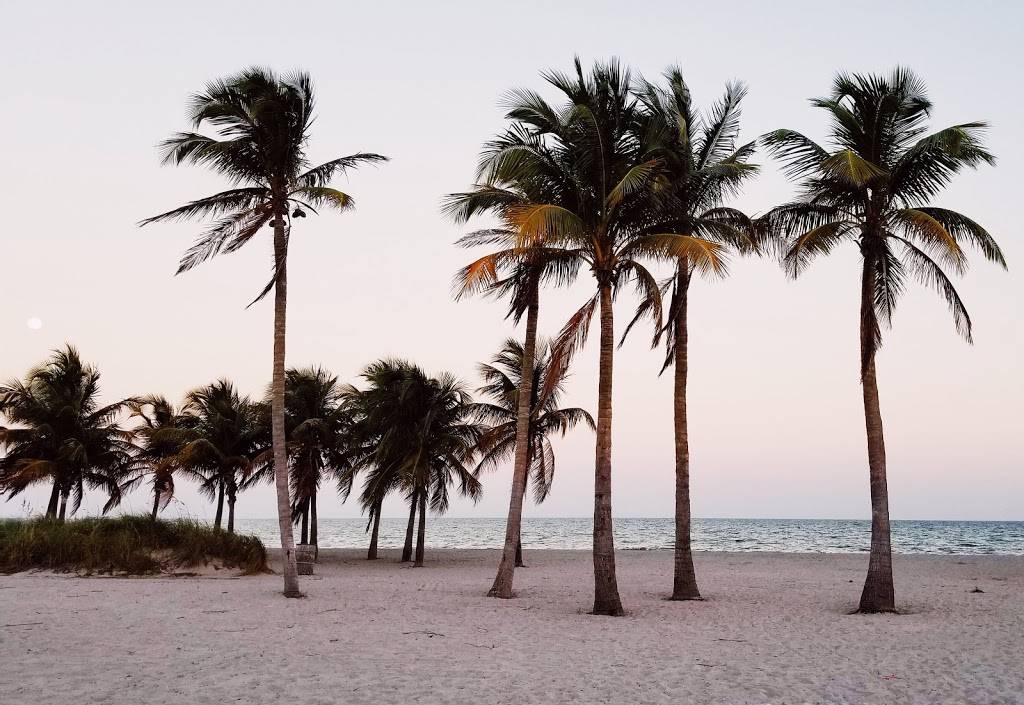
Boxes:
[820,149,888,187]
[506,204,584,247]
[892,209,967,273]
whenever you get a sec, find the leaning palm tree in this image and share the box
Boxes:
[140,67,386,596]
[0,346,135,519]
[761,68,1005,612]
[173,381,268,534]
[484,59,726,614]
[446,156,579,597]
[473,338,594,565]
[123,395,198,519]
[633,68,759,600]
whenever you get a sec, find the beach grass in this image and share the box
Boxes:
[0,515,268,575]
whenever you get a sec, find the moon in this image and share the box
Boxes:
[26,317,43,330]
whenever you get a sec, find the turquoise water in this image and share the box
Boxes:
[235,517,1024,554]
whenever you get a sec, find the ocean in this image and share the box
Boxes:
[234,517,1024,554]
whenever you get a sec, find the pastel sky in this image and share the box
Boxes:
[1,0,1020,521]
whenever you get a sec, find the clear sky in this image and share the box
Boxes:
[1,0,1020,521]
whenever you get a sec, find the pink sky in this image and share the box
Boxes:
[1,0,1021,520]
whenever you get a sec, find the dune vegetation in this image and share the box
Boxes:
[0,515,268,575]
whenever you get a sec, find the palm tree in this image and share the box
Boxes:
[342,361,410,560]
[761,69,1006,612]
[245,367,357,549]
[446,157,579,597]
[123,395,198,519]
[172,381,268,534]
[0,346,135,519]
[483,59,726,614]
[473,338,594,565]
[346,360,483,566]
[632,69,759,600]
[141,67,386,597]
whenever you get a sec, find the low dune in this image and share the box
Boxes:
[2,549,1022,704]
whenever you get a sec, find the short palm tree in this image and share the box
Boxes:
[141,67,386,596]
[486,59,726,615]
[172,380,268,534]
[123,395,198,519]
[0,346,135,519]
[347,360,482,566]
[342,362,411,560]
[633,68,759,600]
[245,367,357,548]
[473,338,594,565]
[761,68,1006,612]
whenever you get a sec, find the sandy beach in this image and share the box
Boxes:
[2,549,1022,705]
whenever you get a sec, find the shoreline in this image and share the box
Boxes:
[274,546,1024,559]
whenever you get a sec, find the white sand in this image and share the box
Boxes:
[2,549,1022,704]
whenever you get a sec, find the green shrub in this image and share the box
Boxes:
[0,515,268,575]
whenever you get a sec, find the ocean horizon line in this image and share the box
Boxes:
[237,516,1024,523]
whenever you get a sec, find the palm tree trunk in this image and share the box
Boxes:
[58,490,68,522]
[151,490,160,521]
[368,499,382,560]
[489,282,539,597]
[226,486,236,534]
[310,492,318,555]
[300,499,309,545]
[858,263,895,612]
[515,537,524,568]
[214,481,224,531]
[414,491,427,567]
[45,482,59,518]
[593,281,624,616]
[402,491,417,562]
[671,270,701,600]
[271,216,301,597]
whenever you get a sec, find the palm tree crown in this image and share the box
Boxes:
[0,346,135,518]
[473,338,594,503]
[633,68,759,362]
[140,67,387,295]
[762,68,1006,367]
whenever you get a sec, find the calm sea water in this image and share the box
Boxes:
[234,517,1024,555]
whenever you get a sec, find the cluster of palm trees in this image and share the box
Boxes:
[0,344,589,564]
[1,61,1005,616]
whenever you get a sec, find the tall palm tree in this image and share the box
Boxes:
[761,68,1006,612]
[0,346,135,519]
[473,338,594,565]
[172,381,268,534]
[484,59,726,614]
[633,69,759,600]
[123,395,198,519]
[446,163,579,597]
[346,360,482,566]
[141,67,386,597]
